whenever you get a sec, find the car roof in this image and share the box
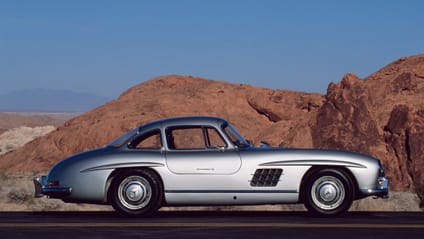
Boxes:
[139,116,228,131]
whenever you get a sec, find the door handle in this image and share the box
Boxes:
[196,168,215,171]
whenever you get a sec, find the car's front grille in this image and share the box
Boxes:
[250,168,282,187]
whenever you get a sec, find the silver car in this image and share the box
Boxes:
[34,116,388,216]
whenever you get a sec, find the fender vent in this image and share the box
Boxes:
[250,168,282,187]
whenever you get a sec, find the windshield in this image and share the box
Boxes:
[108,128,138,148]
[222,123,250,148]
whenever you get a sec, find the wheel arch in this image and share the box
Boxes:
[298,166,359,203]
[104,167,164,204]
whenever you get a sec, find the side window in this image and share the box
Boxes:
[129,130,162,149]
[167,127,204,149]
[166,126,227,150]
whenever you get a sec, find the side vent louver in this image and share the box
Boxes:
[250,168,282,187]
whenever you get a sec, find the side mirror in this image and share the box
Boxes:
[260,141,270,147]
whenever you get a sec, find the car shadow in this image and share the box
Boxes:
[20,210,423,220]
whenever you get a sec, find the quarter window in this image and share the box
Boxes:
[128,130,162,149]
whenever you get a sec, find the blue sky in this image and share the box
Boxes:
[1,0,423,97]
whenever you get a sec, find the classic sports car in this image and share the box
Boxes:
[34,116,388,216]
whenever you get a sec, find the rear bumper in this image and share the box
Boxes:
[33,176,72,198]
[360,176,389,199]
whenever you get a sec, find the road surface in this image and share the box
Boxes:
[0,211,423,239]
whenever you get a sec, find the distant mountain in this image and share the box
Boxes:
[0,89,112,112]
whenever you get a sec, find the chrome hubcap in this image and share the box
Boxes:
[319,183,337,202]
[311,176,345,210]
[125,183,144,202]
[118,176,152,210]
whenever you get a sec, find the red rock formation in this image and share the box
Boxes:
[312,55,424,191]
[0,54,423,194]
[0,76,322,172]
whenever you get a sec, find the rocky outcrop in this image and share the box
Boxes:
[383,105,424,193]
[312,55,424,191]
[312,73,381,155]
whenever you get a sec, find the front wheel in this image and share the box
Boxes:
[302,169,354,216]
[109,169,163,216]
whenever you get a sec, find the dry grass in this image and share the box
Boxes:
[415,180,424,208]
[351,192,422,211]
[0,172,111,211]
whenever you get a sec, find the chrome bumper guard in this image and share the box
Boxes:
[33,176,72,198]
[33,176,47,198]
[360,177,389,199]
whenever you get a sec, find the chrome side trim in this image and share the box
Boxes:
[80,162,165,173]
[165,189,297,194]
[260,160,366,168]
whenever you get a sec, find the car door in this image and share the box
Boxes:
[165,125,241,175]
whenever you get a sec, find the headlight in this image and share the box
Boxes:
[378,160,385,177]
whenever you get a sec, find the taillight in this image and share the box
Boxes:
[47,180,60,187]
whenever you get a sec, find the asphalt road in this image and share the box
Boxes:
[0,211,423,239]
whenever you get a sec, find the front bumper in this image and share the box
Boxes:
[33,176,72,198]
[360,176,389,199]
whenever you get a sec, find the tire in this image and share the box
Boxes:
[109,169,163,216]
[302,168,354,216]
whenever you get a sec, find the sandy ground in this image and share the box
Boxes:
[0,126,56,155]
[0,112,73,134]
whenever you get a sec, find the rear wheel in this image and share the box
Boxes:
[303,169,354,216]
[109,169,162,216]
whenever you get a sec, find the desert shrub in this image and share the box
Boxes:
[0,172,7,181]
[7,189,32,204]
[0,173,35,207]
